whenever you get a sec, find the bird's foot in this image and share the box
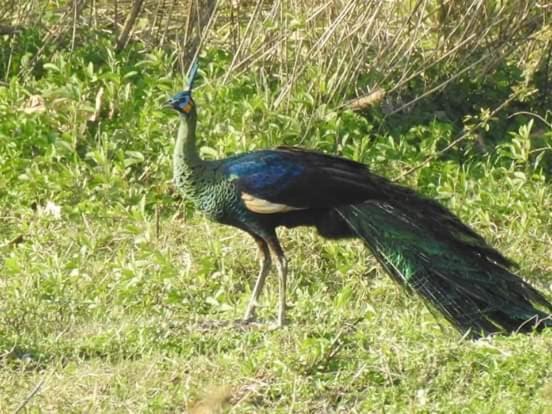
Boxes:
[242,310,257,324]
[192,318,264,332]
[191,315,286,332]
[194,319,233,331]
[235,318,264,329]
[244,300,265,323]
[267,317,287,331]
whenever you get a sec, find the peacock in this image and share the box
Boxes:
[166,63,552,338]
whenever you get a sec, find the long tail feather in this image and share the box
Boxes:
[335,198,552,338]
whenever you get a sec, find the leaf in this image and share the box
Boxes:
[124,71,138,79]
[43,63,60,72]
[124,151,145,167]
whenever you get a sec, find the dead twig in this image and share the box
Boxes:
[508,111,552,129]
[116,0,144,52]
[345,88,386,111]
[393,92,521,182]
[3,234,25,248]
[88,86,104,122]
[14,376,47,413]
[304,317,365,375]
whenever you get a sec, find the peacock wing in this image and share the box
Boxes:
[222,147,387,214]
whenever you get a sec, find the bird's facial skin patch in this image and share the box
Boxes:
[181,102,193,114]
[167,91,193,114]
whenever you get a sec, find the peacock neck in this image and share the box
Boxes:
[173,106,202,169]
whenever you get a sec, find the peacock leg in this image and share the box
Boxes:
[243,236,272,322]
[268,238,288,327]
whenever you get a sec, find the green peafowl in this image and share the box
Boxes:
[166,62,552,338]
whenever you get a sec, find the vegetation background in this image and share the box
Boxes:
[1,0,551,412]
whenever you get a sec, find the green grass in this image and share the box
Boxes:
[1,39,552,413]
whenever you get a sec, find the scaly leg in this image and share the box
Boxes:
[268,238,288,327]
[243,236,271,322]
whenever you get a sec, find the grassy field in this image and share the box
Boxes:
[1,25,552,413]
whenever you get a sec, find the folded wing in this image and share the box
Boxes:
[223,146,389,210]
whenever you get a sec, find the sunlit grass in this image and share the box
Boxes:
[1,38,551,412]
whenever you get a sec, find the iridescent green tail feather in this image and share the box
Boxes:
[336,202,552,338]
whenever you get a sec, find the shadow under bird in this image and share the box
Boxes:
[166,62,552,338]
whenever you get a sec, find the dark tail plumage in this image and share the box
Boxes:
[335,186,552,338]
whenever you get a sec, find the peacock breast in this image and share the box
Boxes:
[194,178,241,222]
[174,162,247,223]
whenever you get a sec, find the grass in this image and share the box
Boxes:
[1,35,552,412]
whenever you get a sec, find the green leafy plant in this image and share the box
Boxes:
[0,15,551,413]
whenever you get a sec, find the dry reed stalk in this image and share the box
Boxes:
[3,0,549,115]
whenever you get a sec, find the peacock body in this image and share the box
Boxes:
[166,65,552,338]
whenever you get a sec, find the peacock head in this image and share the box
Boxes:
[166,90,195,115]
[166,60,199,116]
